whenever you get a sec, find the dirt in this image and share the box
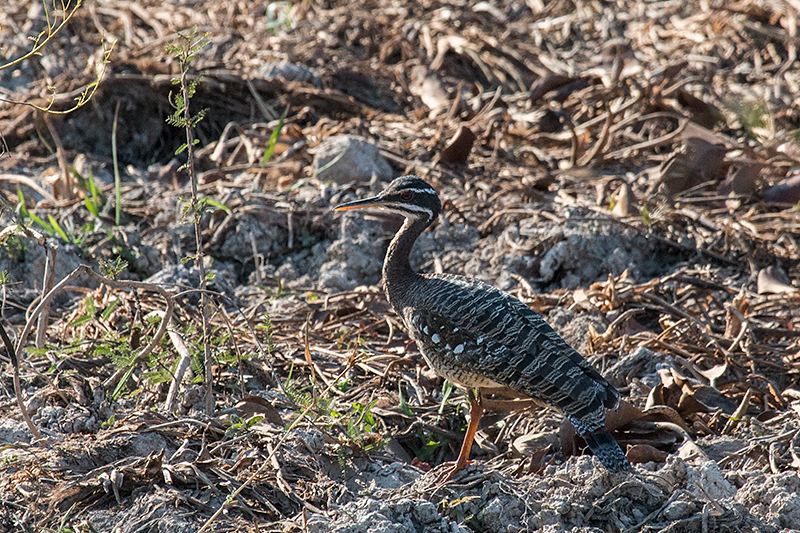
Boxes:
[1,0,800,532]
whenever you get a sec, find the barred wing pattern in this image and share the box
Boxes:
[402,273,630,472]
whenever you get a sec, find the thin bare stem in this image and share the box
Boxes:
[35,244,57,349]
[0,320,45,444]
[112,101,122,225]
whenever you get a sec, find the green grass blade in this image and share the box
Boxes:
[261,105,289,167]
[47,214,69,242]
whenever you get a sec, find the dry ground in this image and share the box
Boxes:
[1,0,800,532]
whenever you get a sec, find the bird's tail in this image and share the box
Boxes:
[581,428,631,472]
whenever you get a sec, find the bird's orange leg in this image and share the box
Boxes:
[428,389,484,485]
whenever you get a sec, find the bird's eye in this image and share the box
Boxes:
[401,191,413,201]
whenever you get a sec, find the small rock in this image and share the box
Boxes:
[256,60,320,87]
[662,499,697,520]
[411,500,440,525]
[605,346,665,389]
[0,419,31,445]
[482,497,504,523]
[296,428,326,454]
[314,135,393,185]
[687,461,736,501]
[771,493,800,529]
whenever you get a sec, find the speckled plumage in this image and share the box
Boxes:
[336,176,630,473]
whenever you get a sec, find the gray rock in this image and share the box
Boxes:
[314,135,393,185]
[605,346,672,389]
[257,60,320,87]
[0,419,31,445]
[663,499,697,520]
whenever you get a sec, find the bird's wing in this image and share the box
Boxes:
[503,294,620,409]
[414,275,618,430]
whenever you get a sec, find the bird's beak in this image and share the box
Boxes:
[333,196,385,212]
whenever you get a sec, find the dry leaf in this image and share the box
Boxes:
[409,66,450,117]
[677,390,710,416]
[658,137,727,195]
[698,362,728,388]
[717,160,763,196]
[559,400,640,459]
[677,89,722,128]
[691,386,738,415]
[440,125,477,164]
[229,395,284,425]
[511,433,559,457]
[611,182,633,217]
[724,291,748,339]
[757,266,797,294]
[627,443,669,464]
[529,74,576,103]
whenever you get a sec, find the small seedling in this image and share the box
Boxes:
[99,257,128,279]
[262,105,289,166]
[639,205,651,228]
[225,414,264,438]
[398,383,413,417]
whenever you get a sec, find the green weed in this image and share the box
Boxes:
[262,105,289,166]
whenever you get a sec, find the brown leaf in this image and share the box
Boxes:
[677,390,710,416]
[626,443,669,464]
[646,383,667,409]
[757,266,797,294]
[529,74,576,103]
[559,400,640,458]
[658,137,727,195]
[718,160,763,196]
[440,125,477,164]
[511,432,559,457]
[724,291,748,339]
[231,395,284,425]
[677,89,723,128]
[525,448,550,475]
[691,385,738,415]
[605,399,643,431]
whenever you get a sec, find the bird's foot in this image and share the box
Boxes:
[421,459,473,490]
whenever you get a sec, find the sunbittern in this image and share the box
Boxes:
[335,176,630,480]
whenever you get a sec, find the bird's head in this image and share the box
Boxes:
[334,175,442,224]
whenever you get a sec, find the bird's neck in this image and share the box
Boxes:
[383,216,427,304]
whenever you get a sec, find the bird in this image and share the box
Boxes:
[334,175,630,480]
